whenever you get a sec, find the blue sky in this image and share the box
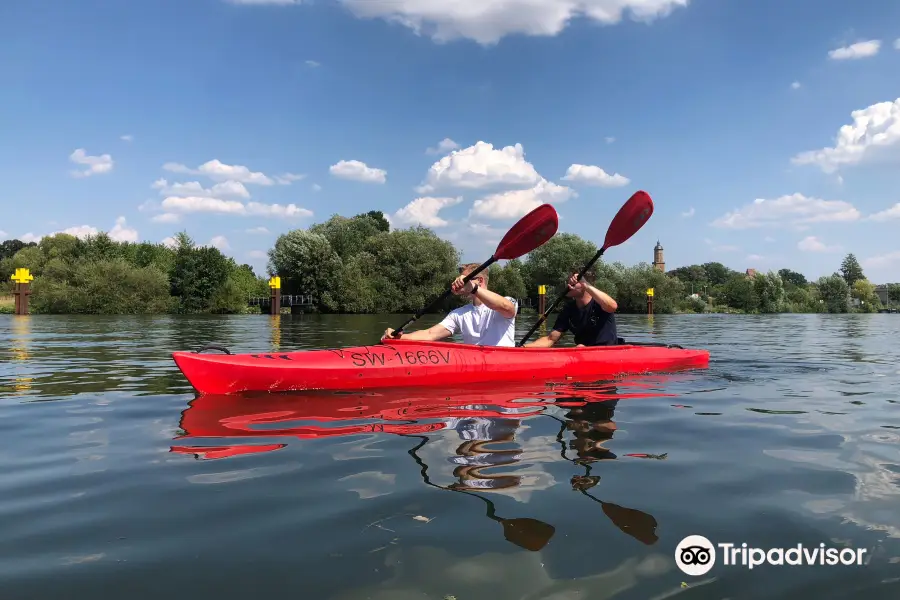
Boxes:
[2,0,899,283]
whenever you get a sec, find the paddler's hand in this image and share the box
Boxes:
[566,273,586,293]
[382,328,401,340]
[451,276,476,296]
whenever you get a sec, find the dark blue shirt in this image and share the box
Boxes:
[552,298,617,346]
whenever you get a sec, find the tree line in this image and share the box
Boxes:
[2,211,897,314]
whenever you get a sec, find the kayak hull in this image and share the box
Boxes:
[172,339,710,395]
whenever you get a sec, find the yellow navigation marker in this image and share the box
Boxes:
[646,287,654,297]
[538,285,546,295]
[268,275,281,289]
[11,268,34,284]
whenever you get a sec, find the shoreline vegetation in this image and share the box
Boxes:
[2,211,898,316]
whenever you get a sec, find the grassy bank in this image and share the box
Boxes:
[0,295,14,314]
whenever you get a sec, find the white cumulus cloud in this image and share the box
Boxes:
[862,250,900,269]
[161,237,177,249]
[209,235,230,251]
[337,0,690,45]
[791,98,900,173]
[163,159,276,185]
[158,196,312,218]
[329,159,387,184]
[797,236,839,253]
[867,203,900,222]
[247,226,271,234]
[275,173,306,184]
[120,134,133,142]
[152,213,181,224]
[69,148,113,178]
[681,207,695,218]
[791,81,801,90]
[470,179,576,220]
[561,164,630,187]
[108,217,139,243]
[418,141,542,193]
[152,178,251,199]
[392,196,464,227]
[18,217,137,244]
[426,138,461,155]
[895,39,900,50]
[711,193,861,229]
[828,40,881,60]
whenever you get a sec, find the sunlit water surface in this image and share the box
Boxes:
[1,313,899,599]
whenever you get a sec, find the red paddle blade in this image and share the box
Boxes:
[494,204,559,260]
[603,190,653,249]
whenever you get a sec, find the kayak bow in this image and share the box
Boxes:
[172,338,710,395]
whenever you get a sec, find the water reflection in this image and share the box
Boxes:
[171,378,668,551]
[0,316,34,395]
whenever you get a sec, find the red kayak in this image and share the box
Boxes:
[172,338,709,395]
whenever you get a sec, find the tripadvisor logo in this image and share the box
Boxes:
[675,535,868,576]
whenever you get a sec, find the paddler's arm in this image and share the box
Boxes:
[523,330,561,348]
[471,287,517,319]
[382,324,452,341]
[583,283,618,313]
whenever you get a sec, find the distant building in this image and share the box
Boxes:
[652,240,665,272]
[745,268,757,278]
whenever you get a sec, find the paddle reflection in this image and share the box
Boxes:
[170,379,668,549]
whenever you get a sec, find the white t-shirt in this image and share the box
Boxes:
[438,297,518,347]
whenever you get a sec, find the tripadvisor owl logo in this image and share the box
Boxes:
[675,534,869,575]
[676,535,715,576]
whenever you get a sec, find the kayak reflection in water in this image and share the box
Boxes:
[524,264,619,348]
[382,262,518,347]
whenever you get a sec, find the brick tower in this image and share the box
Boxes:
[652,240,665,272]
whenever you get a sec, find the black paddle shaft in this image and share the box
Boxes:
[390,256,496,338]
[516,248,605,347]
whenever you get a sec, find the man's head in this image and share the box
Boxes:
[460,263,488,289]
[566,264,594,297]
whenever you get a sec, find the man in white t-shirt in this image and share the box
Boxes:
[382,262,518,346]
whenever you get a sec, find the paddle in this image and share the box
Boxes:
[516,190,654,347]
[388,203,559,339]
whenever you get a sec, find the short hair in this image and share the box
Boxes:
[460,262,488,286]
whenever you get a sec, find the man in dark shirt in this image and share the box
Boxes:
[524,266,619,348]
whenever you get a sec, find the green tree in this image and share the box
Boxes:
[309,213,388,262]
[364,210,391,232]
[752,271,785,313]
[489,259,527,301]
[609,262,684,314]
[169,232,233,313]
[702,262,735,286]
[722,273,757,312]
[817,273,850,313]
[851,279,881,312]
[354,226,460,313]
[0,239,36,261]
[31,258,174,314]
[778,268,807,288]
[840,253,864,287]
[522,233,598,295]
[268,229,343,311]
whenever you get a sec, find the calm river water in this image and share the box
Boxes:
[1,312,899,599]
